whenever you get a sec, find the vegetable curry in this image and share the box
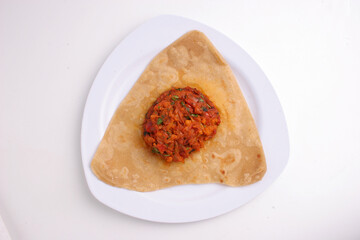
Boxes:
[143,87,221,162]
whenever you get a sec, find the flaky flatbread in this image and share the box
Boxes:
[91,30,266,192]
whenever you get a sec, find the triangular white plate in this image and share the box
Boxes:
[81,15,289,223]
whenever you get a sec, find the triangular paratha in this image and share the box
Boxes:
[91,30,266,192]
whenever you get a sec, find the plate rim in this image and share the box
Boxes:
[81,14,289,223]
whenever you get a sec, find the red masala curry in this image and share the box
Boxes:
[143,87,221,162]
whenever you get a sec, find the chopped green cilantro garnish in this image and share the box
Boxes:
[152,147,160,154]
[171,95,179,101]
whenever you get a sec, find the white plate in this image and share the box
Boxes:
[81,15,289,223]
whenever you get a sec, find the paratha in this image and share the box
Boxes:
[91,30,266,192]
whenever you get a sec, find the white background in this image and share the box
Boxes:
[1,0,360,239]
